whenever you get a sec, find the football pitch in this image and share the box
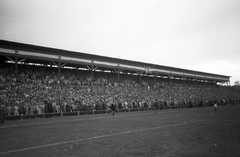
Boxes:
[0,106,240,157]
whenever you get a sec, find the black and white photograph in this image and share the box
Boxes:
[0,0,240,156]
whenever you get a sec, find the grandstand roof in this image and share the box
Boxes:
[0,39,230,82]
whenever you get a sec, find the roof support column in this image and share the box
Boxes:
[136,71,144,86]
[15,57,18,77]
[87,61,98,85]
[168,75,173,83]
[183,73,186,85]
[169,71,173,83]
[204,76,206,87]
[153,73,158,84]
[7,50,25,77]
[114,64,122,85]
[14,50,19,77]
[195,75,197,85]
[52,56,66,78]
[58,61,61,78]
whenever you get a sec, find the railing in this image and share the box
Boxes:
[4,104,211,121]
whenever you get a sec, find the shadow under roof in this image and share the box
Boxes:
[0,39,231,82]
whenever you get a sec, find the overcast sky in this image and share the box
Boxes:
[1,0,240,85]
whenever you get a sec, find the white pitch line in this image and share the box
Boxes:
[0,120,204,155]
[0,107,207,129]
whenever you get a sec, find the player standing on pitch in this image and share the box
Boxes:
[214,100,217,111]
[111,102,116,116]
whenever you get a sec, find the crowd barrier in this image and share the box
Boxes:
[4,104,213,121]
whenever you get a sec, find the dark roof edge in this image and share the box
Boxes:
[0,39,231,79]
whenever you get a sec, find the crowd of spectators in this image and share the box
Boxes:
[0,63,239,116]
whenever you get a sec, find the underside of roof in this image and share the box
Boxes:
[0,39,231,82]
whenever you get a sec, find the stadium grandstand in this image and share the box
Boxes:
[0,39,239,120]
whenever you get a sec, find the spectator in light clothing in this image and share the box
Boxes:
[14,105,19,115]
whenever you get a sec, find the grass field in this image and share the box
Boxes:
[0,105,240,157]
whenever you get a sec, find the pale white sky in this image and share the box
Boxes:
[0,0,240,85]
